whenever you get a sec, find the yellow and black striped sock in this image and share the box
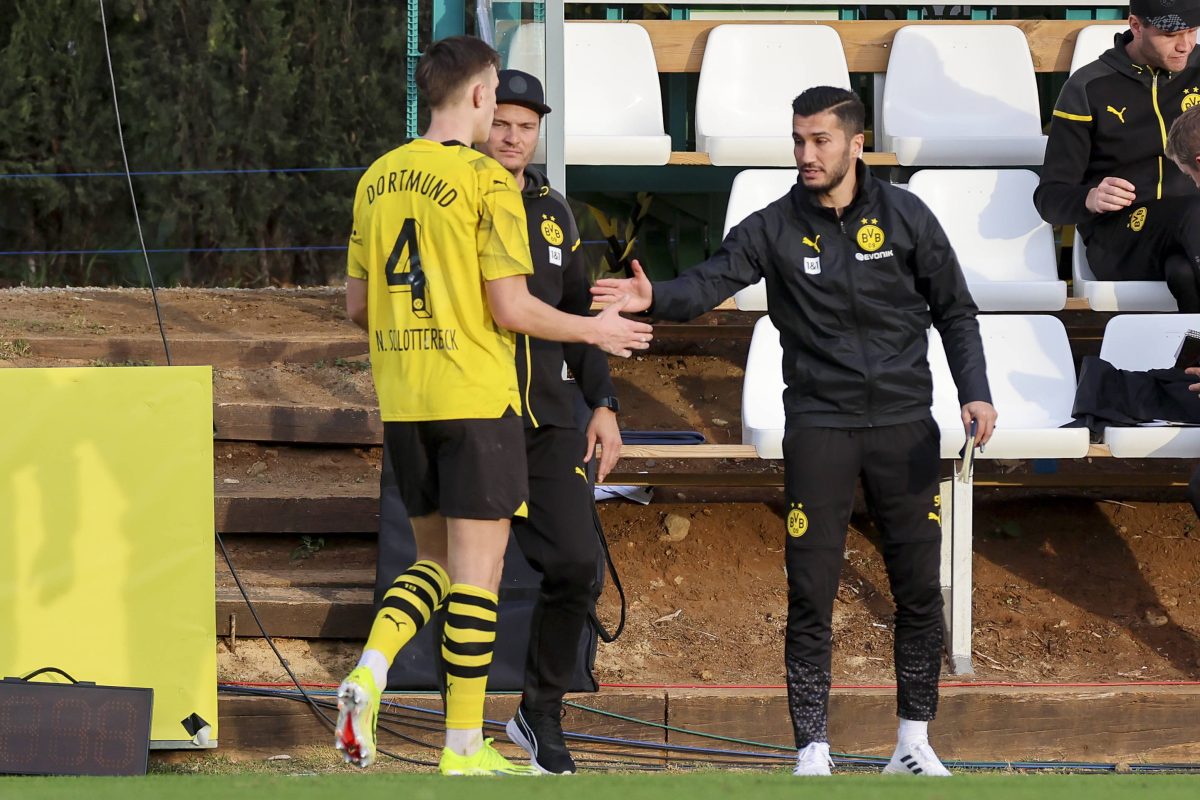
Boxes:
[442,583,498,730]
[363,559,450,662]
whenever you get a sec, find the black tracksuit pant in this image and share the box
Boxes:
[1085,196,1200,312]
[782,418,945,748]
[512,425,603,715]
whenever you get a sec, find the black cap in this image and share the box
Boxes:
[496,69,551,116]
[1131,0,1200,32]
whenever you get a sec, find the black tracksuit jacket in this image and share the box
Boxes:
[1034,30,1200,231]
[649,160,991,427]
[514,167,615,429]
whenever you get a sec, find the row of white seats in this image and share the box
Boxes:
[504,22,1124,167]
[741,311,1197,673]
[725,168,1177,313]
[742,313,1200,461]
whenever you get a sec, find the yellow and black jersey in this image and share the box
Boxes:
[1035,28,1200,229]
[348,138,533,421]
[512,167,615,430]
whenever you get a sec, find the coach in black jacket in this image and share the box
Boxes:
[1034,1,1200,309]
[478,69,619,776]
[594,86,996,778]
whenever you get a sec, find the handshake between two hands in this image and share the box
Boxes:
[590,259,656,358]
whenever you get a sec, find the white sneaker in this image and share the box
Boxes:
[792,741,834,776]
[882,740,952,777]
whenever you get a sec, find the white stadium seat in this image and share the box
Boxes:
[1070,24,1125,75]
[741,314,1088,460]
[505,22,670,165]
[1071,229,1177,311]
[907,169,1066,312]
[1098,314,1200,457]
[722,169,798,312]
[741,315,787,458]
[881,25,1047,166]
[928,315,1090,459]
[696,25,850,167]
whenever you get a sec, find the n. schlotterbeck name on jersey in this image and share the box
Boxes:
[374,328,459,352]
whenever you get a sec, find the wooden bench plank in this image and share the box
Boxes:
[668,151,900,167]
[612,19,1098,74]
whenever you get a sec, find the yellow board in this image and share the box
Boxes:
[0,367,216,745]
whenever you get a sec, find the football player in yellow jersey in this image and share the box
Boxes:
[334,36,652,776]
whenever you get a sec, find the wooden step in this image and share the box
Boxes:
[216,491,378,534]
[21,334,365,367]
[213,685,1200,763]
[216,692,666,759]
[216,584,373,639]
[215,403,381,445]
[216,568,375,589]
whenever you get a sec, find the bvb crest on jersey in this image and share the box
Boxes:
[1129,207,1147,232]
[787,502,809,538]
[541,214,565,246]
[856,218,885,252]
[1183,87,1200,112]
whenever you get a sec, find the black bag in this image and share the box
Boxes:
[374,442,602,692]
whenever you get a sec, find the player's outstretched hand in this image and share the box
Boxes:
[962,401,998,448]
[1188,366,1200,393]
[591,259,653,313]
[593,295,652,358]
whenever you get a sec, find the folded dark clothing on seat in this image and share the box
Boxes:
[1070,356,1200,437]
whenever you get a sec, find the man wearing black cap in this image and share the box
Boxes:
[479,68,621,775]
[1035,3,1200,310]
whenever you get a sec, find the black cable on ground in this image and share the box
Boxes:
[590,501,626,643]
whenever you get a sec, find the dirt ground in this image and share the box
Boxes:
[7,288,1200,687]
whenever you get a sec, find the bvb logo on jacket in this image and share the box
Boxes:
[1129,206,1147,232]
[1184,88,1200,112]
[854,218,894,262]
[541,214,564,266]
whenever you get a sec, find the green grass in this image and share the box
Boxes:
[6,772,1200,800]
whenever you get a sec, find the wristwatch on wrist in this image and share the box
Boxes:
[592,395,621,413]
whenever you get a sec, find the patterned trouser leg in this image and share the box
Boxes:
[894,628,942,721]
[786,651,833,747]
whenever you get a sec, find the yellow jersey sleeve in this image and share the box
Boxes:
[346,176,369,280]
[476,161,534,282]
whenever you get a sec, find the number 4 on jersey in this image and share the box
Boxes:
[385,218,432,319]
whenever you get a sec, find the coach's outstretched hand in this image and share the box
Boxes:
[593,295,653,358]
[591,259,654,314]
